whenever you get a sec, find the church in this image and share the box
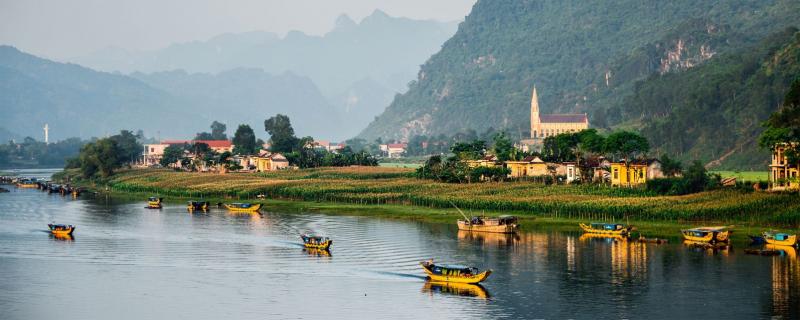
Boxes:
[529,86,589,139]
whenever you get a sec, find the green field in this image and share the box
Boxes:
[378,162,422,169]
[711,171,769,182]
[57,167,800,227]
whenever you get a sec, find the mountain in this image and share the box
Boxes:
[130,69,343,139]
[0,46,346,140]
[71,10,460,134]
[359,0,800,158]
[0,45,189,140]
[615,28,800,170]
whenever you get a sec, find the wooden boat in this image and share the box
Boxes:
[16,180,38,188]
[146,197,163,209]
[224,202,261,213]
[422,281,489,299]
[301,234,332,250]
[187,201,210,212]
[457,215,518,233]
[762,231,797,247]
[681,226,731,243]
[579,222,634,236]
[48,224,75,236]
[748,235,766,244]
[420,260,491,284]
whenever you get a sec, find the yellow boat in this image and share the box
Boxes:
[16,180,38,188]
[146,197,163,209]
[457,215,518,233]
[763,231,797,247]
[48,223,75,236]
[301,234,332,250]
[224,202,262,213]
[420,260,491,284]
[681,226,731,243]
[579,222,634,236]
[422,281,489,299]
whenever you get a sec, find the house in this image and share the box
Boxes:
[505,156,549,178]
[140,143,169,166]
[565,162,579,183]
[256,152,289,172]
[645,159,664,180]
[466,155,500,168]
[381,143,407,158]
[610,161,648,187]
[769,143,799,191]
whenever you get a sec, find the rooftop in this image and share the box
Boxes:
[541,114,588,124]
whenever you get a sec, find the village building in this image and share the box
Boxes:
[769,144,799,191]
[140,143,169,166]
[380,143,407,158]
[161,140,234,154]
[466,155,500,168]
[505,156,549,178]
[610,161,648,187]
[565,162,579,183]
[255,152,289,172]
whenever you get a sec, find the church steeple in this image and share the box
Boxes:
[530,85,541,138]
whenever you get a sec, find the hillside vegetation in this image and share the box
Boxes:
[360,0,800,169]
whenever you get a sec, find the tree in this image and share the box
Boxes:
[660,154,683,177]
[109,130,142,165]
[195,121,228,140]
[264,114,300,153]
[77,138,122,178]
[604,130,650,162]
[160,145,185,167]
[451,140,485,160]
[232,124,258,155]
[760,78,800,165]
[491,132,514,161]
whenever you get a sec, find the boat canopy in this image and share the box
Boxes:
[431,264,479,275]
[148,197,160,201]
[686,226,728,232]
[231,203,252,208]
[591,223,623,230]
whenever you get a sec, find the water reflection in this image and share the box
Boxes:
[683,240,731,255]
[457,230,520,247]
[768,244,800,317]
[421,281,490,300]
[50,234,74,241]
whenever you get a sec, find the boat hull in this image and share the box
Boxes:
[764,234,797,247]
[224,203,262,212]
[457,221,517,233]
[49,227,74,236]
[421,263,491,284]
[579,223,632,236]
[17,183,38,188]
[681,230,730,243]
[303,240,332,250]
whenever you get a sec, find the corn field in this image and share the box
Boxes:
[85,168,800,226]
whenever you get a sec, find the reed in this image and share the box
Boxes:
[75,168,800,226]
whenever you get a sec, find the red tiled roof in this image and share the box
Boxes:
[387,143,407,148]
[161,140,232,148]
[540,114,588,123]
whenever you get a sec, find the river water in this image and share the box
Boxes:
[1,169,798,319]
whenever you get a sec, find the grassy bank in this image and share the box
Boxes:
[57,167,800,227]
[711,171,769,182]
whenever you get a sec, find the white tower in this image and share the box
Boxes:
[43,123,49,144]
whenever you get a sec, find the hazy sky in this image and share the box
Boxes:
[0,0,475,60]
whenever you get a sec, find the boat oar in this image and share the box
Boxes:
[450,201,470,221]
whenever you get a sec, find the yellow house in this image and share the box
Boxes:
[610,162,648,187]
[506,156,549,178]
[770,143,799,191]
[256,153,289,172]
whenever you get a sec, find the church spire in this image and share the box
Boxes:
[530,85,540,138]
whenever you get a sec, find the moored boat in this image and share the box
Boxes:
[763,231,797,247]
[16,179,38,188]
[579,222,634,236]
[48,223,75,236]
[681,226,732,243]
[146,197,163,209]
[301,234,332,250]
[420,260,491,284]
[457,215,518,233]
[224,202,261,213]
[187,201,210,212]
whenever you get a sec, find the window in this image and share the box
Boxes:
[613,169,618,179]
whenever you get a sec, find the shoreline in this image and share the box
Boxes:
[73,184,776,244]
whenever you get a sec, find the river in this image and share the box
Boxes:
[0,169,798,319]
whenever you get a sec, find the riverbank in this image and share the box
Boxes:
[53,167,800,235]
